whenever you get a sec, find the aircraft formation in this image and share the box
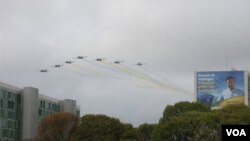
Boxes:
[39,55,191,96]
[40,56,145,73]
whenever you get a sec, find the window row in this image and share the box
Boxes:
[0,128,19,139]
[0,90,20,101]
[39,100,60,111]
[0,99,20,110]
[0,110,19,120]
[0,119,20,129]
[38,108,56,117]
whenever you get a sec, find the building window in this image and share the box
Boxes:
[0,99,3,107]
[38,109,42,116]
[39,100,46,108]
[0,89,3,97]
[0,109,5,118]
[76,110,80,117]
[3,90,7,98]
[8,92,11,98]
[3,100,8,108]
[7,101,14,109]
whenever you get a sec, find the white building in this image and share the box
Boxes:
[0,82,80,141]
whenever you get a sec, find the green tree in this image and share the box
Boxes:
[138,123,156,141]
[152,101,210,141]
[35,112,79,141]
[159,101,210,124]
[214,104,250,124]
[120,129,139,141]
[153,102,250,141]
[162,111,220,141]
[120,123,139,141]
[74,114,123,141]
[213,104,250,140]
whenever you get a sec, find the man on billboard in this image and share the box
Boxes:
[217,76,244,102]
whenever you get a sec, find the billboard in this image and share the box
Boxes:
[196,71,245,108]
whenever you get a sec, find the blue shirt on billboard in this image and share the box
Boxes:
[217,88,244,101]
[217,76,244,102]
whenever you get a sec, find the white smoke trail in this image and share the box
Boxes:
[106,63,192,95]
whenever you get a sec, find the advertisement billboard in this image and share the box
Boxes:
[196,71,245,108]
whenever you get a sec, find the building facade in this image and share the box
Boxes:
[0,82,80,141]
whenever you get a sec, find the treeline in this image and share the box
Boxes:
[33,101,250,141]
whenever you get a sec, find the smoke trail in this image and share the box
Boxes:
[101,62,167,88]
[101,62,134,75]
[71,62,120,80]
[138,66,173,84]
[45,68,84,81]
[110,64,192,95]
[83,59,120,73]
[134,66,192,94]
[57,65,94,79]
[71,64,106,77]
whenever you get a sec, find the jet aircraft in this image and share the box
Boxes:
[76,56,87,59]
[113,60,124,64]
[40,69,48,72]
[52,64,63,68]
[136,62,146,66]
[96,58,105,61]
[65,60,74,64]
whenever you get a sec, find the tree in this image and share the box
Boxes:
[74,114,124,141]
[214,104,250,124]
[213,104,250,140]
[119,128,139,141]
[35,112,79,141]
[152,101,211,141]
[138,123,156,141]
[120,123,139,141]
[159,101,210,124]
[153,102,250,141]
[161,111,220,141]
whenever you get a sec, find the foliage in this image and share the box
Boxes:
[120,123,139,141]
[138,123,156,141]
[159,101,210,124]
[74,114,124,141]
[161,111,220,141]
[33,102,250,141]
[212,104,250,140]
[153,102,250,141]
[153,101,210,140]
[35,112,79,141]
[214,104,250,124]
[119,128,139,141]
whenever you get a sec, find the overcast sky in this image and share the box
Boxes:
[1,0,250,126]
